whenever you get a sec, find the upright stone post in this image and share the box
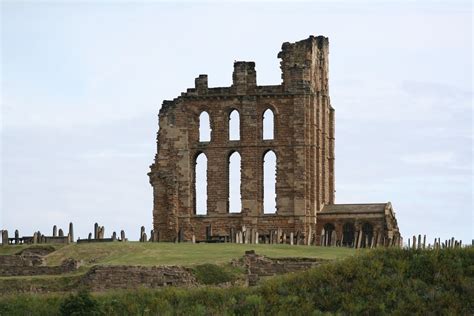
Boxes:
[143,232,147,242]
[112,232,117,241]
[307,226,312,246]
[120,230,126,241]
[255,231,259,244]
[53,225,57,237]
[140,226,145,242]
[412,236,416,249]
[408,238,411,249]
[331,230,337,247]
[192,234,196,244]
[423,235,426,249]
[2,230,8,245]
[357,231,363,249]
[230,228,235,243]
[88,233,92,240]
[94,223,99,239]
[451,237,455,248]
[417,235,421,249]
[69,223,74,243]
[282,233,287,244]
[290,232,294,246]
[14,229,19,244]
[58,229,64,237]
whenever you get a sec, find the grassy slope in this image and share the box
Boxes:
[44,242,356,266]
[0,248,472,315]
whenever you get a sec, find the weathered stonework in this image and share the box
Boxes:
[149,35,401,245]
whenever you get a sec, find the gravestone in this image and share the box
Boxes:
[69,223,74,242]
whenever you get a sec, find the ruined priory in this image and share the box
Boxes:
[148,35,401,247]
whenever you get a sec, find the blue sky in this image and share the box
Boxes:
[1,1,472,243]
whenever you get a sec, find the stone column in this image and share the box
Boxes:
[331,230,337,247]
[307,226,312,246]
[140,226,145,242]
[2,230,9,245]
[192,234,196,244]
[94,223,99,239]
[112,232,117,241]
[255,231,259,244]
[357,231,362,249]
[69,223,74,243]
[53,225,57,237]
[58,229,64,237]
[120,230,126,241]
[290,232,294,245]
[14,229,19,244]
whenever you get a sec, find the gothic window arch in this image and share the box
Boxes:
[263,150,277,214]
[199,111,211,142]
[229,109,240,141]
[228,151,241,213]
[263,108,274,140]
[195,152,208,215]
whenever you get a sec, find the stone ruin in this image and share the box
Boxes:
[148,35,401,247]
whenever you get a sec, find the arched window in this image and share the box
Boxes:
[342,223,355,247]
[263,109,274,140]
[362,223,374,248]
[229,110,240,141]
[263,150,277,214]
[323,223,335,246]
[228,152,241,213]
[199,112,211,142]
[195,153,207,215]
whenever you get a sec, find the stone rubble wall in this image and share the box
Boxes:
[233,251,325,285]
[79,265,198,291]
[0,258,79,277]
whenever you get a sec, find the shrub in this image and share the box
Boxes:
[59,289,102,316]
[192,263,241,285]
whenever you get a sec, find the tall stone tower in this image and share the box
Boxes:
[148,36,335,242]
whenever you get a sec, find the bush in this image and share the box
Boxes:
[59,289,102,316]
[192,263,241,285]
[1,248,472,315]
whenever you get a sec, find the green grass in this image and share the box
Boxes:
[44,242,356,267]
[0,248,472,315]
[0,244,64,256]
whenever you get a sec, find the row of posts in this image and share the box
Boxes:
[407,234,465,249]
[1,223,75,245]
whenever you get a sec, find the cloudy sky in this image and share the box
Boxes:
[1,1,472,243]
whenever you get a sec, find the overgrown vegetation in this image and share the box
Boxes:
[0,248,472,315]
[192,263,243,285]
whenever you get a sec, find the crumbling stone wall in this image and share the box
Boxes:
[79,266,197,291]
[232,250,325,286]
[0,258,79,277]
[149,36,335,242]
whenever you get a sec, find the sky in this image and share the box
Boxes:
[1,1,472,244]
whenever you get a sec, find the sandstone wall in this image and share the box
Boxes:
[79,265,197,291]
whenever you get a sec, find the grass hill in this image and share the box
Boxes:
[0,246,472,315]
[1,242,356,266]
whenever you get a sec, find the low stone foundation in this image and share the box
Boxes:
[79,265,197,291]
[0,258,80,277]
[233,250,325,285]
